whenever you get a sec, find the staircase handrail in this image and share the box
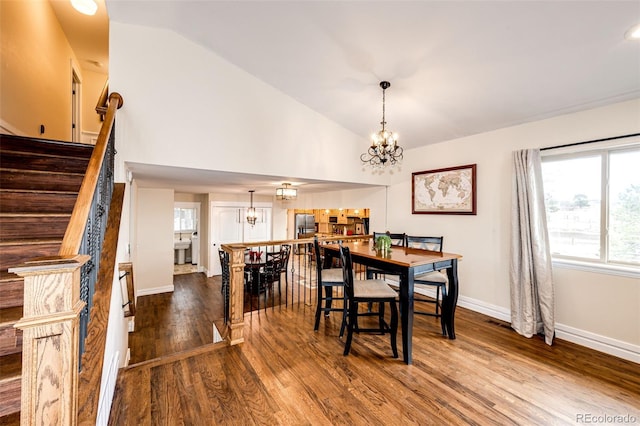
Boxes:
[60,92,123,255]
[95,79,109,119]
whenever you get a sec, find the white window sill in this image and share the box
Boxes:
[551,259,640,279]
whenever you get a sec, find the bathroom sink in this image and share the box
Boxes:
[174,239,191,250]
[174,239,191,264]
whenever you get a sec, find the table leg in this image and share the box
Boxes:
[399,269,414,364]
[442,259,459,339]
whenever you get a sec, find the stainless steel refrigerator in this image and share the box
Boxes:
[294,213,315,254]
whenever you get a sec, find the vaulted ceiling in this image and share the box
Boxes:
[55,0,640,193]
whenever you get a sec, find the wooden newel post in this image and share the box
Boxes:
[227,246,246,345]
[10,255,89,426]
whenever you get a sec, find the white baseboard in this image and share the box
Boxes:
[136,285,174,298]
[96,350,120,426]
[555,324,640,364]
[81,130,99,145]
[457,295,639,364]
[457,295,511,323]
[386,279,639,363]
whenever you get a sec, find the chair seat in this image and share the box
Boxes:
[354,279,397,298]
[321,267,343,283]
[414,270,448,283]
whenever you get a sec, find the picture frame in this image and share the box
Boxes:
[412,164,477,215]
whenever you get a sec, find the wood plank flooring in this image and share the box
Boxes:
[112,273,640,425]
[128,273,293,364]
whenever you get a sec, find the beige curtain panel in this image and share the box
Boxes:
[510,149,555,345]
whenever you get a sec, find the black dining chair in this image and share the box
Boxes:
[279,244,292,297]
[404,235,448,323]
[339,245,398,358]
[313,237,347,334]
[369,231,405,279]
[261,248,287,310]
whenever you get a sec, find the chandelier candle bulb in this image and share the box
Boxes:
[361,81,403,167]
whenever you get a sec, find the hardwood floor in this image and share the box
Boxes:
[112,273,640,425]
[128,273,291,364]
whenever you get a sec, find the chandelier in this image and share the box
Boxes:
[276,183,297,200]
[361,81,403,167]
[246,190,257,225]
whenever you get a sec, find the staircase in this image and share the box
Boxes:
[0,134,93,422]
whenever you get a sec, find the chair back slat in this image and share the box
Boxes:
[339,245,354,300]
[405,235,443,252]
[373,231,406,247]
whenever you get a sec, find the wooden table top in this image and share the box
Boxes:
[322,241,462,268]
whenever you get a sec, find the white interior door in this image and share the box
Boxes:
[210,203,272,276]
[210,207,242,276]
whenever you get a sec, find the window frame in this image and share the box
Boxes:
[541,140,640,277]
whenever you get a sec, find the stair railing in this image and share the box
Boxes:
[10,92,124,425]
[60,92,123,362]
[221,234,370,345]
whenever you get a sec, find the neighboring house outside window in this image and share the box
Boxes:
[541,142,639,275]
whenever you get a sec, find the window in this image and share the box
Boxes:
[541,144,639,269]
[174,207,196,232]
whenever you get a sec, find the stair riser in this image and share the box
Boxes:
[0,278,23,309]
[0,191,77,214]
[0,242,61,271]
[1,134,93,158]
[0,169,83,192]
[0,326,22,358]
[0,376,21,417]
[0,217,69,242]
[0,152,89,174]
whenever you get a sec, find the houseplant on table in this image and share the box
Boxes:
[375,234,392,253]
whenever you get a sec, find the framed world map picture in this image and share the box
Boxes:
[412,164,477,215]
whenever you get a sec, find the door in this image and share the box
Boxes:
[210,204,272,276]
[211,207,243,276]
[71,71,81,143]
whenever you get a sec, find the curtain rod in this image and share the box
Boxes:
[540,132,640,151]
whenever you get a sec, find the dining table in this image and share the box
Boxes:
[321,240,462,365]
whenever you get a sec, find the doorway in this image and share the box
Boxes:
[71,69,81,143]
[210,201,272,276]
[174,202,200,275]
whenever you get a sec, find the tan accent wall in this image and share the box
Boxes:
[0,0,79,140]
[81,68,108,135]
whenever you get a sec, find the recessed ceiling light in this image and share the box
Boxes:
[624,23,640,40]
[71,0,97,16]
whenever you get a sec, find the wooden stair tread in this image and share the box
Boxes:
[0,307,22,325]
[0,213,71,218]
[0,188,80,196]
[0,272,20,282]
[0,134,93,158]
[0,167,84,176]
[0,353,21,380]
[0,238,63,246]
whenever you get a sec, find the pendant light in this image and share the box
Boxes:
[361,81,403,167]
[247,190,257,225]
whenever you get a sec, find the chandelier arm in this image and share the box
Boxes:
[361,80,401,167]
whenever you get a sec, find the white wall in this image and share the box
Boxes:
[297,100,640,361]
[109,21,389,188]
[109,19,639,361]
[390,99,640,360]
[134,188,175,295]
